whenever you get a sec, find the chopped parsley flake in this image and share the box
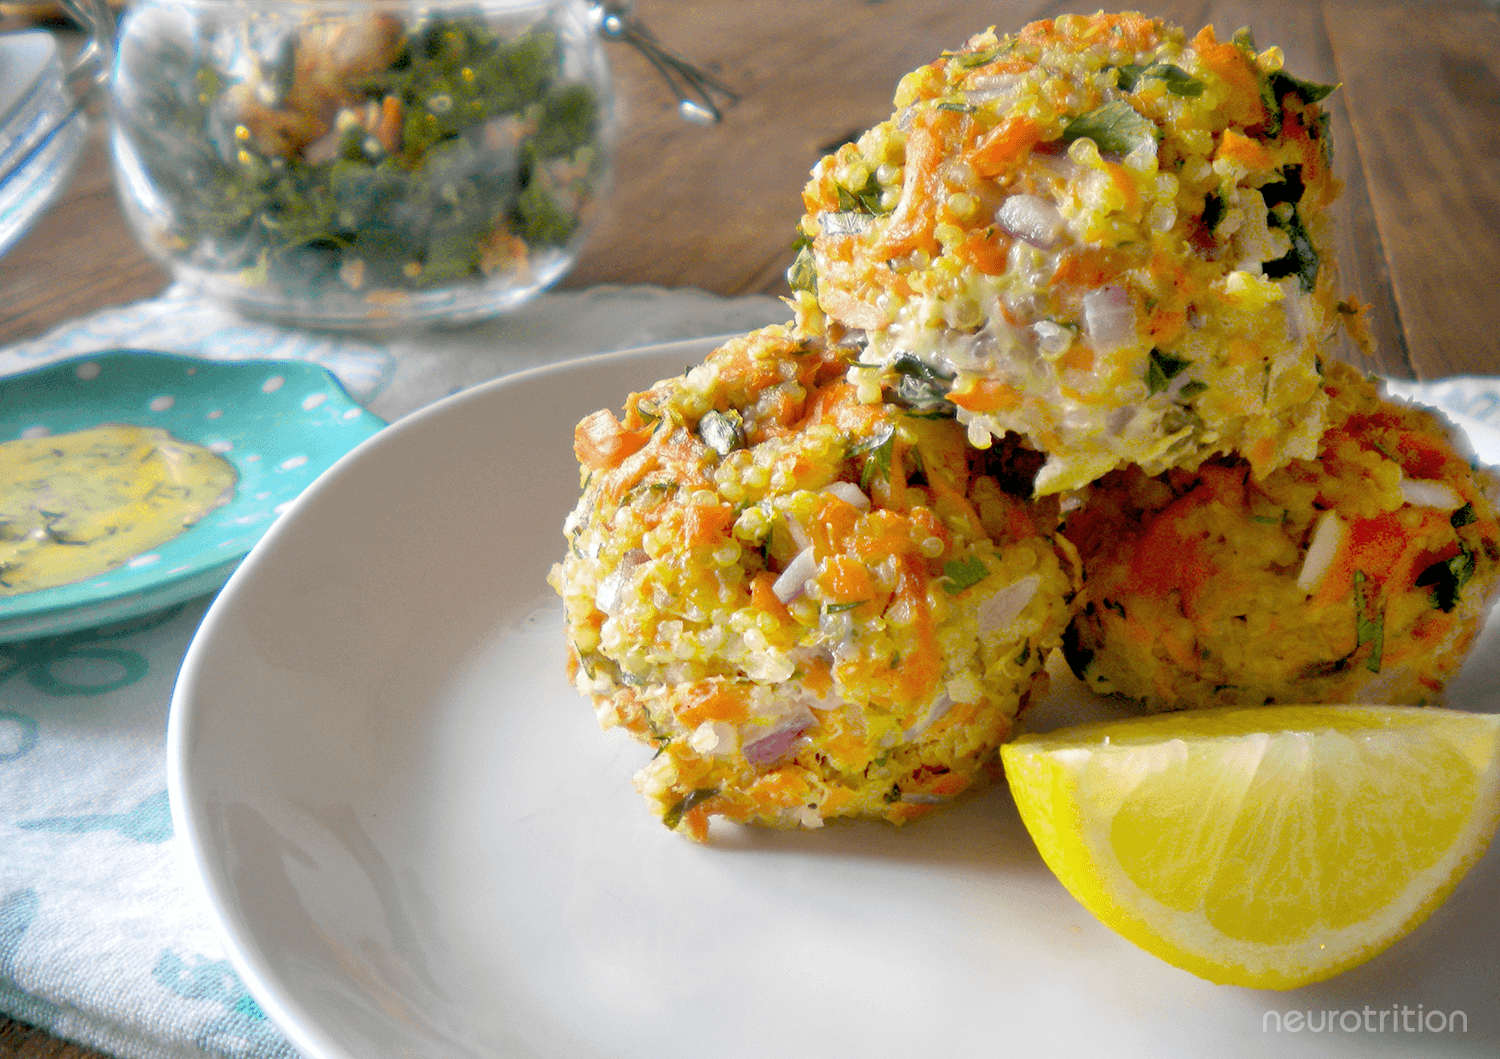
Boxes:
[1062,101,1158,155]
[825,600,867,613]
[1115,62,1203,96]
[1354,570,1384,672]
[942,555,990,595]
[1146,349,1192,395]
[662,787,718,831]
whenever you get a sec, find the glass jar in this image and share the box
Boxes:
[110,0,613,328]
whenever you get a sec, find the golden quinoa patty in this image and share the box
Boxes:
[793,11,1349,494]
[549,324,1079,840]
[1061,362,1500,710]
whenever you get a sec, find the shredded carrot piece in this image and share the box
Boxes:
[1104,161,1142,215]
[1191,26,1267,127]
[1147,307,1186,345]
[1217,128,1273,170]
[885,554,943,705]
[949,377,1022,413]
[676,683,752,727]
[682,503,735,546]
[574,408,649,472]
[812,493,864,554]
[375,94,403,153]
[1060,344,1095,374]
[969,115,1043,178]
[952,226,1013,275]
[1049,245,1124,289]
[877,109,959,256]
[801,659,834,698]
[750,570,793,623]
[820,555,874,604]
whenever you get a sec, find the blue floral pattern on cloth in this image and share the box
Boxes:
[154,953,297,1059]
[19,790,174,844]
[0,284,394,402]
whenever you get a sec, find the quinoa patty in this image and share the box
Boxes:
[1061,361,1500,710]
[550,324,1079,839]
[793,11,1347,493]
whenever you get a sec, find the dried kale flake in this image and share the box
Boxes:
[1263,204,1320,293]
[131,13,603,299]
[698,409,745,457]
[1416,546,1475,613]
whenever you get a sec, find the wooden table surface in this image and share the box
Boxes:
[0,0,1497,1056]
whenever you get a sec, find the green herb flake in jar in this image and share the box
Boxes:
[111,0,612,327]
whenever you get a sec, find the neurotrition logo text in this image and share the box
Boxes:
[1264,1006,1467,1034]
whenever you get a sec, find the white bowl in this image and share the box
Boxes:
[170,338,1500,1059]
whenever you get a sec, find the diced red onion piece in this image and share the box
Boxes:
[996,194,1063,249]
[595,549,647,616]
[964,73,1022,106]
[1081,286,1136,351]
[773,547,818,604]
[1297,510,1345,594]
[821,481,871,510]
[1400,478,1463,511]
[743,706,817,767]
[903,692,953,741]
[977,575,1040,634]
[785,515,812,552]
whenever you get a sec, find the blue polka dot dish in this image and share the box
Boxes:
[0,350,385,643]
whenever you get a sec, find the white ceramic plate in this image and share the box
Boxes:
[171,337,1500,1059]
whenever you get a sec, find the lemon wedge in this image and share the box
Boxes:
[1001,706,1500,989]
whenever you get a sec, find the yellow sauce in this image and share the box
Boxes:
[0,424,238,595]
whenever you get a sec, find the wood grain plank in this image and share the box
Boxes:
[1325,0,1500,378]
[0,132,170,344]
[0,1017,111,1059]
[561,0,1057,295]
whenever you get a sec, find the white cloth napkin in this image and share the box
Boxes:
[0,283,788,1059]
[1,285,1498,1059]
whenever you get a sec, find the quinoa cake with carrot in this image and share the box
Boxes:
[549,324,1079,839]
[1061,361,1500,710]
[792,11,1350,494]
